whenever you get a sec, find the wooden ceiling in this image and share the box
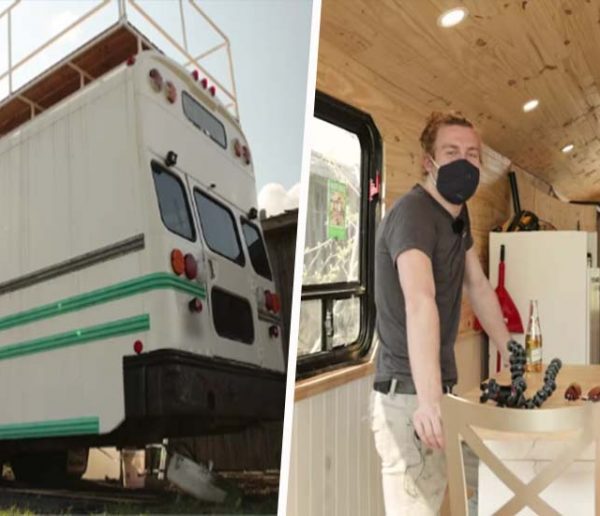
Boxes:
[319,0,600,201]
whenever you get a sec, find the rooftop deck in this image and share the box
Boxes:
[0,0,237,138]
[0,22,154,138]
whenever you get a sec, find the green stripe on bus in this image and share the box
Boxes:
[0,417,99,440]
[0,314,150,361]
[0,273,205,332]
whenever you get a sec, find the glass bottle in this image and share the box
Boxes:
[525,300,543,373]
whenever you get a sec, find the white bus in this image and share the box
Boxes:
[0,21,285,482]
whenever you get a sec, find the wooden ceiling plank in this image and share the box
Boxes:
[320,0,600,200]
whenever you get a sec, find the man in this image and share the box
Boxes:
[371,111,512,515]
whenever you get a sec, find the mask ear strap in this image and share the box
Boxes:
[428,155,439,184]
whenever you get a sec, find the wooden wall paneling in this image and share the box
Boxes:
[511,166,597,231]
[454,333,485,396]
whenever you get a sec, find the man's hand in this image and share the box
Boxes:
[412,401,445,450]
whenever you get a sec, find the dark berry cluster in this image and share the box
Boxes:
[479,340,561,409]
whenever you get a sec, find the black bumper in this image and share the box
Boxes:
[123,350,286,424]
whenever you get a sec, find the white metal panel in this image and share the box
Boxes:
[133,53,256,214]
[289,374,385,516]
[489,231,592,368]
[588,269,600,364]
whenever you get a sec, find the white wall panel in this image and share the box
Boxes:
[289,374,384,516]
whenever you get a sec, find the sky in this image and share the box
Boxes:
[0,0,314,192]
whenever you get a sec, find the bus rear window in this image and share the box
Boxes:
[211,288,254,345]
[151,162,196,241]
[194,189,245,266]
[241,220,272,280]
[182,91,227,149]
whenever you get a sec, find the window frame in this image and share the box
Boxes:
[182,91,227,149]
[151,160,197,242]
[193,188,246,267]
[297,91,382,378]
[240,217,273,281]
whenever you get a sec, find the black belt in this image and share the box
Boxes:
[373,380,455,395]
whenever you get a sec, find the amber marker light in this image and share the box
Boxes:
[171,249,185,276]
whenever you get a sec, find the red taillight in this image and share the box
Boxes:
[165,81,177,104]
[271,293,281,314]
[209,86,216,97]
[264,291,273,311]
[264,291,281,314]
[242,146,251,165]
[184,253,198,280]
[188,297,203,313]
[191,70,199,81]
[149,68,163,92]
[171,249,185,276]
[134,340,143,354]
[126,55,136,66]
[233,139,242,157]
[269,325,279,338]
[200,78,208,89]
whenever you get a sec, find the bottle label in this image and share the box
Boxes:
[528,346,542,364]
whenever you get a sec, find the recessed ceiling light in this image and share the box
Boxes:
[523,99,539,112]
[437,7,468,28]
[561,143,574,153]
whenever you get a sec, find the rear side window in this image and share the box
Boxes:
[194,190,245,266]
[212,288,254,345]
[151,162,196,241]
[241,220,272,280]
[182,91,227,149]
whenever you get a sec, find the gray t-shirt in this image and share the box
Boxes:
[374,184,473,389]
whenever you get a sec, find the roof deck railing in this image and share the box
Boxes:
[0,0,239,137]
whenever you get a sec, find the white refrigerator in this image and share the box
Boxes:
[487,231,600,373]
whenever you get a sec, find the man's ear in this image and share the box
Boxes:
[423,154,435,175]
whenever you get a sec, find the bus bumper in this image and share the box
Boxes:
[123,349,285,424]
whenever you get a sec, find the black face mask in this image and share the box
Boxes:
[431,157,480,204]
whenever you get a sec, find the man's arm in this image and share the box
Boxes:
[396,249,444,450]
[463,247,511,362]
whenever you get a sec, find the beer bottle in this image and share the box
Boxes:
[525,299,543,373]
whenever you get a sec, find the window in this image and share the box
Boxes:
[241,219,273,280]
[182,91,227,149]
[297,91,382,377]
[211,288,254,345]
[194,190,245,266]
[151,161,196,241]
